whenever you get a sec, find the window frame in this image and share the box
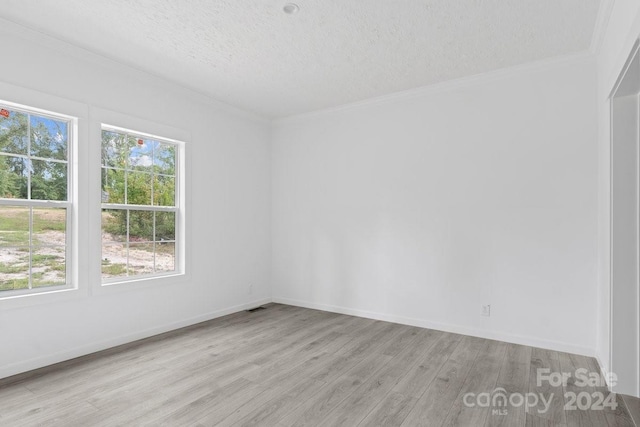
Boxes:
[95,116,187,288]
[100,124,181,284]
[0,100,76,299]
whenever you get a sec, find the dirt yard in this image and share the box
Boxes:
[0,207,175,290]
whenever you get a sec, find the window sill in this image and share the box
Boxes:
[94,272,189,295]
[0,286,84,311]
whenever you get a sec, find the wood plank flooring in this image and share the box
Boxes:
[0,303,636,426]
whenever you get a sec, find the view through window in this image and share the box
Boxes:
[0,104,72,294]
[101,126,178,282]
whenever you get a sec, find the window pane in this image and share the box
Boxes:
[102,131,127,169]
[154,143,175,175]
[30,115,67,161]
[31,159,67,201]
[128,242,154,276]
[101,126,181,283]
[155,242,175,273]
[153,175,175,206]
[0,206,29,247]
[0,109,28,156]
[0,156,28,199]
[129,210,153,242]
[33,208,66,247]
[0,156,20,199]
[127,171,152,205]
[32,246,66,288]
[102,209,127,242]
[102,242,127,279]
[155,211,175,241]
[128,137,153,172]
[102,167,125,204]
[0,246,29,291]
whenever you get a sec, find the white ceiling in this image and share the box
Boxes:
[0,1,601,118]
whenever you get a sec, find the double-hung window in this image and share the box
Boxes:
[100,126,179,283]
[0,103,73,295]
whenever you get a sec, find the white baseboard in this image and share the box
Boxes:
[595,353,613,392]
[3,295,597,381]
[272,296,596,357]
[0,297,271,380]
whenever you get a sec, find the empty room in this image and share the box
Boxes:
[1,1,640,426]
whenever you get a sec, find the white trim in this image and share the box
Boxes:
[0,199,70,208]
[0,87,88,306]
[609,40,640,397]
[101,204,177,212]
[0,18,269,125]
[0,294,603,380]
[609,88,615,392]
[272,297,596,357]
[595,353,614,392]
[610,40,640,98]
[101,124,185,146]
[0,15,603,124]
[93,108,190,144]
[604,10,640,95]
[590,0,616,55]
[0,297,271,380]
[275,52,595,124]
[90,108,190,293]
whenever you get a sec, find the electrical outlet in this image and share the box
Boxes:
[481,304,491,317]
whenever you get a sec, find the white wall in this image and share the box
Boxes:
[0,21,271,378]
[595,0,640,380]
[272,55,599,355]
[0,7,625,380]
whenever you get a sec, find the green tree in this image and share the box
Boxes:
[0,111,28,199]
[101,132,176,241]
[0,112,68,201]
[0,156,18,197]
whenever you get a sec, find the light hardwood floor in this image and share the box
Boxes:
[0,303,637,426]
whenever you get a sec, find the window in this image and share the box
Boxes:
[0,103,73,295]
[101,125,180,283]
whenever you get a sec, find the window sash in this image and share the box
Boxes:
[101,203,176,212]
[0,205,71,296]
[100,125,180,284]
[0,103,73,298]
[0,104,72,203]
[100,206,178,283]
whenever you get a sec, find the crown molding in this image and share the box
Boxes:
[0,17,270,125]
[590,0,616,56]
[275,51,595,125]
[0,15,600,127]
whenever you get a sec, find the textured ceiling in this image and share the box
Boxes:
[0,0,600,118]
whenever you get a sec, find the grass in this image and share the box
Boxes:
[0,261,28,274]
[0,208,68,292]
[32,254,60,263]
[0,208,66,231]
[0,231,29,245]
[102,259,127,276]
[32,253,66,272]
[0,211,29,232]
[45,261,66,272]
[0,278,29,291]
[33,214,66,232]
[0,207,66,246]
[0,272,62,291]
